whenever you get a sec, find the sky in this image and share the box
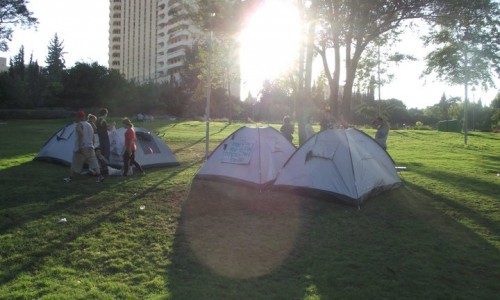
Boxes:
[2,0,498,109]
[3,0,109,67]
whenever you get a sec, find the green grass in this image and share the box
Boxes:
[0,119,499,299]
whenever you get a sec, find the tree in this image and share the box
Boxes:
[423,104,442,126]
[447,96,462,120]
[423,0,500,142]
[295,0,319,145]
[45,33,66,82]
[0,71,17,107]
[158,80,189,117]
[436,93,462,121]
[314,0,432,119]
[8,45,24,80]
[490,93,500,127]
[188,0,258,119]
[61,62,107,109]
[100,68,134,114]
[25,54,45,107]
[355,35,416,104]
[6,45,27,106]
[179,43,204,117]
[256,78,294,122]
[407,107,427,126]
[0,0,37,51]
[423,0,499,89]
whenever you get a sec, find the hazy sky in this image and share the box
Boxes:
[4,0,109,67]
[2,0,498,109]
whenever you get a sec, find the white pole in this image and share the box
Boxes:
[472,87,476,131]
[463,47,468,145]
[205,29,212,159]
[377,43,381,115]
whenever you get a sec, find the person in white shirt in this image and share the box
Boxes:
[63,111,104,183]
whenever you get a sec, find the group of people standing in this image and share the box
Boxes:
[63,108,145,183]
[279,115,316,144]
[280,114,390,150]
[64,109,390,182]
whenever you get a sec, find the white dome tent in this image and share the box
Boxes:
[195,126,296,188]
[34,123,179,169]
[272,128,403,205]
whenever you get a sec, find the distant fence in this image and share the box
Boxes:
[0,109,74,120]
[437,120,462,133]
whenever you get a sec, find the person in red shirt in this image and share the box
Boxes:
[122,118,145,176]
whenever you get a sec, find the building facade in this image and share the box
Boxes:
[108,0,196,83]
[0,57,8,73]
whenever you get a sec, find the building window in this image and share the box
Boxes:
[168,57,184,64]
[168,0,181,6]
[167,45,187,54]
[167,24,188,34]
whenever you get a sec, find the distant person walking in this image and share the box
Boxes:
[87,114,97,132]
[372,116,390,150]
[335,114,348,129]
[280,115,294,143]
[304,116,315,140]
[96,108,110,161]
[64,111,104,183]
[319,111,332,132]
[122,118,145,176]
[88,113,109,175]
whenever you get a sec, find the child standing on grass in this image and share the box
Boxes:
[280,115,294,143]
[122,118,145,176]
[372,116,390,150]
[304,116,315,140]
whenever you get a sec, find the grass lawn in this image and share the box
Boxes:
[0,119,499,299]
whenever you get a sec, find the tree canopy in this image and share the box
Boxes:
[0,0,37,51]
[423,0,500,90]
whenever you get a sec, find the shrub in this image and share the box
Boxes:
[415,120,433,130]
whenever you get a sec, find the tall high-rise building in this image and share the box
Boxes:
[108,0,197,83]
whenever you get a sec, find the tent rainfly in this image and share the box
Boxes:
[195,126,296,188]
[34,123,179,169]
[272,128,402,205]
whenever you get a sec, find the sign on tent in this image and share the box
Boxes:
[222,140,255,164]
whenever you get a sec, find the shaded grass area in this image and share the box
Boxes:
[0,120,499,299]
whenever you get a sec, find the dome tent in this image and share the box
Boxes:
[34,123,179,169]
[272,128,402,205]
[195,126,296,188]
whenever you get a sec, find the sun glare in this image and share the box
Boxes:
[240,0,301,99]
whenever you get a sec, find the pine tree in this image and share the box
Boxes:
[9,46,25,81]
[45,33,66,81]
[26,55,45,107]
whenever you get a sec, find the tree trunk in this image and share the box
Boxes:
[344,37,366,119]
[331,1,341,119]
[299,19,316,146]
